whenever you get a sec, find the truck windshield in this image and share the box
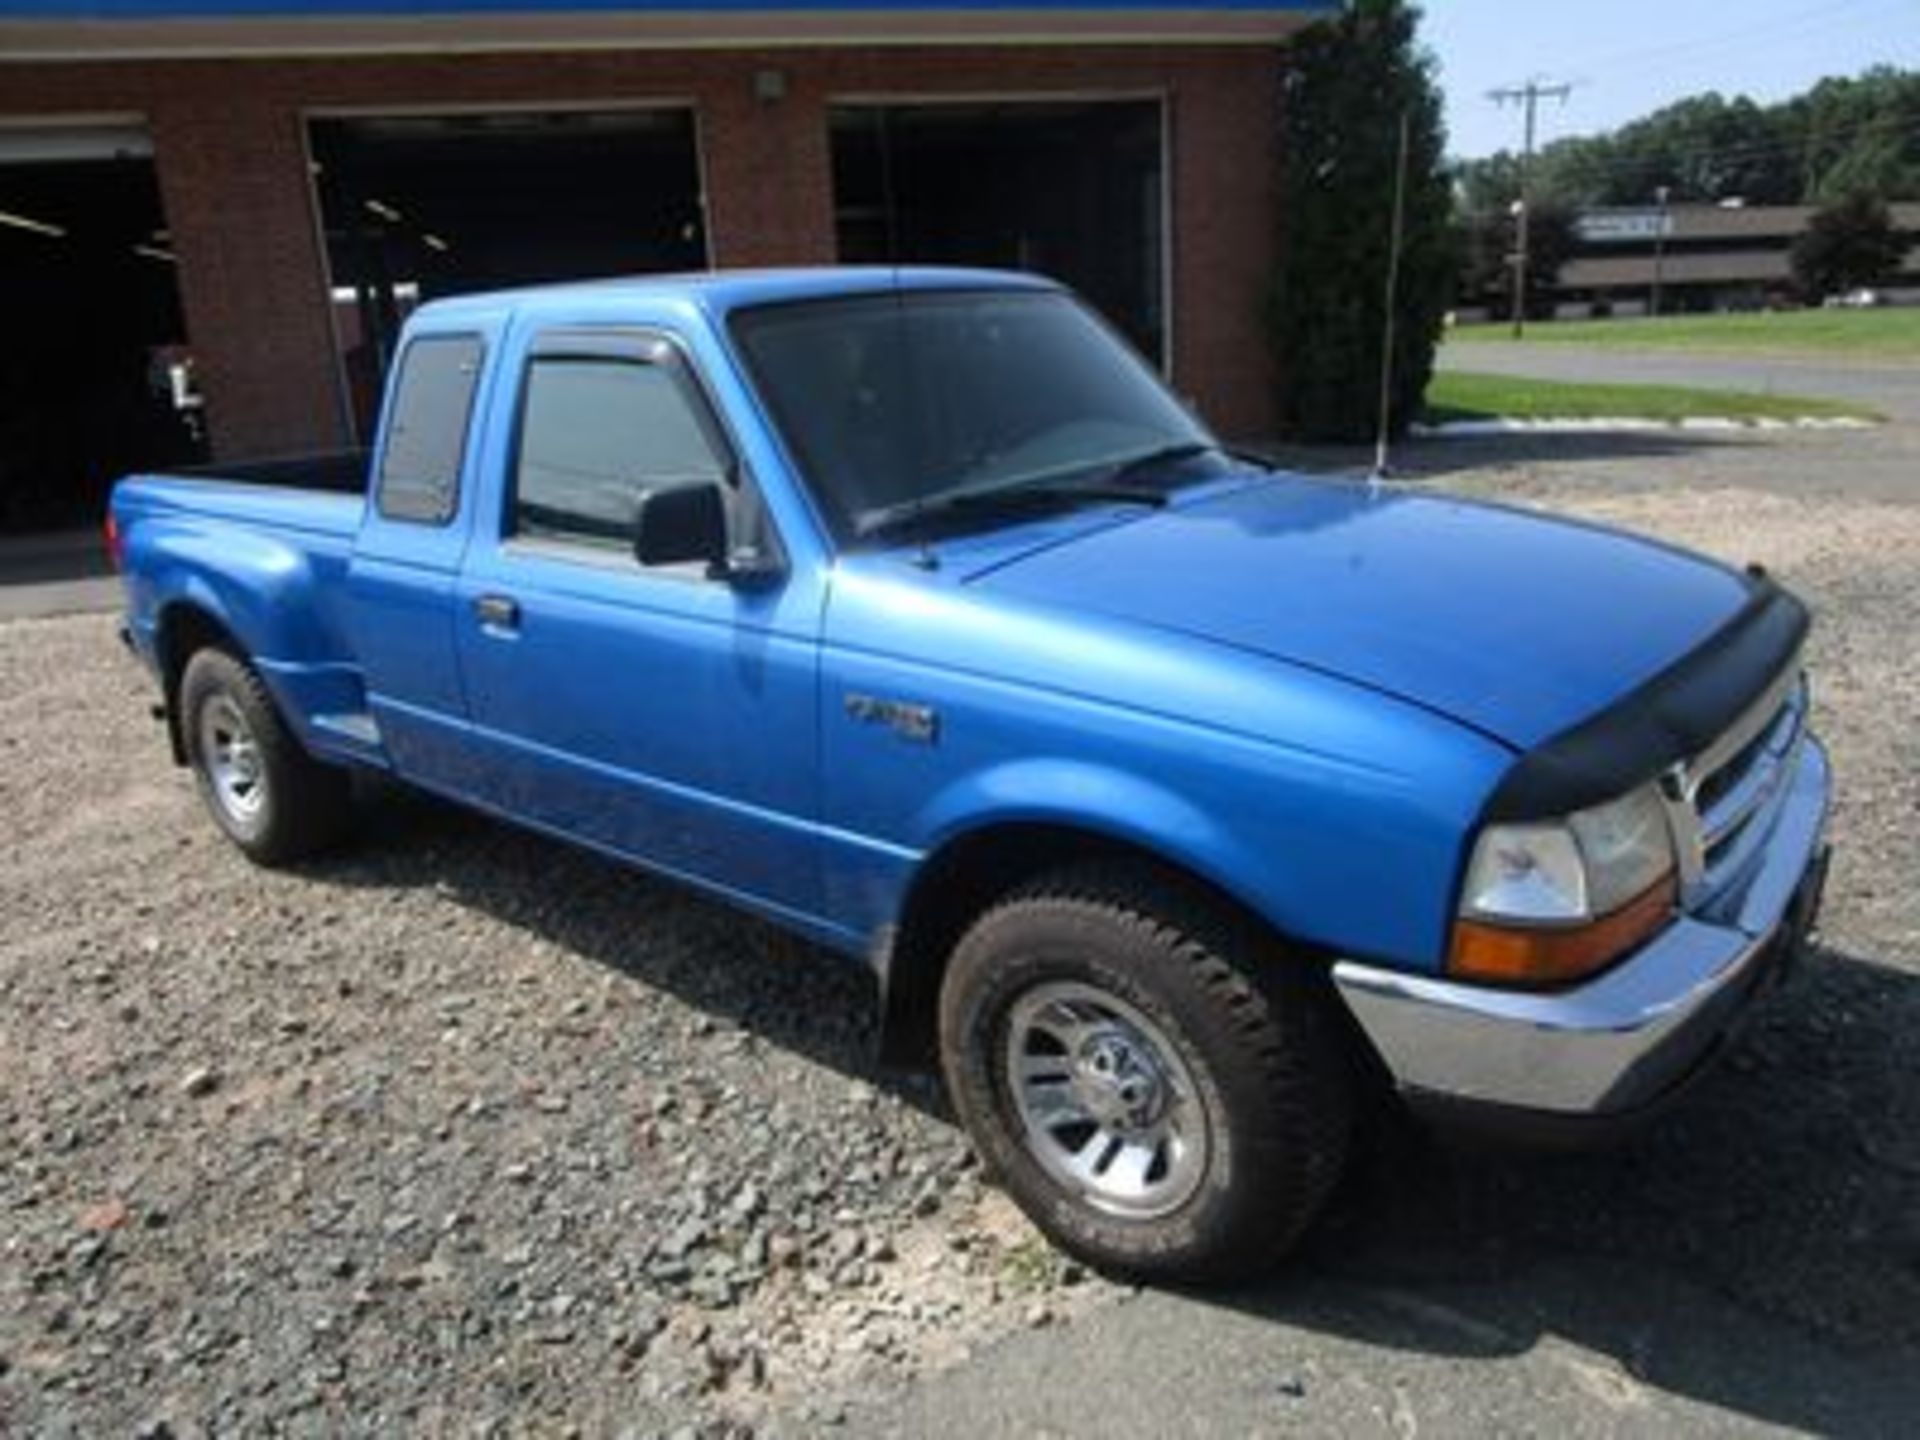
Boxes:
[729,289,1216,544]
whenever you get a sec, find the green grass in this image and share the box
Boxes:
[1448,307,1920,361]
[1423,370,1881,425]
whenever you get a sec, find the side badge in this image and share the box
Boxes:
[845,693,939,746]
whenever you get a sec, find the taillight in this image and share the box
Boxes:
[105,511,123,571]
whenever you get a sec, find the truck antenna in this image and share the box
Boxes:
[1371,108,1412,486]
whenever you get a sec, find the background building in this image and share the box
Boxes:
[0,0,1332,535]
[1557,202,1920,318]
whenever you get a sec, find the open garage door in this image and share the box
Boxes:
[0,124,203,536]
[831,100,1167,366]
[308,108,707,440]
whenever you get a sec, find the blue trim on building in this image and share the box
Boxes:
[3,0,1339,14]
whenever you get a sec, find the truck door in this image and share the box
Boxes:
[453,325,824,920]
[346,322,500,794]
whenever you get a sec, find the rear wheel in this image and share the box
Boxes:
[939,861,1353,1282]
[179,648,353,864]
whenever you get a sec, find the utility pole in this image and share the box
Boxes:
[1650,183,1672,318]
[1489,77,1571,338]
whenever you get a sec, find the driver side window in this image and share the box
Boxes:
[513,354,732,554]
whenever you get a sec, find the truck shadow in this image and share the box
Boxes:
[1213,938,1920,1436]
[315,781,945,1115]
[314,784,1919,1435]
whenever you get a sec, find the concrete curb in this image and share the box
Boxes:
[1413,415,1878,438]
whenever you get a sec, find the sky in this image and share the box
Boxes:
[1423,0,1920,159]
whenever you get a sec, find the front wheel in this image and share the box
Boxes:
[179,647,353,865]
[938,862,1353,1282]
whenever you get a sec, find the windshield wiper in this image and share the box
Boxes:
[1103,440,1221,486]
[855,478,1165,542]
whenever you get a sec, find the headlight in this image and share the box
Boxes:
[1452,783,1678,986]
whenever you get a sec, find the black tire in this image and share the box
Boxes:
[179,647,353,865]
[938,861,1353,1283]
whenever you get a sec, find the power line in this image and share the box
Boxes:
[1563,0,1903,85]
[1538,125,1920,183]
[1586,107,1918,159]
[1474,102,1918,168]
[1461,112,1920,188]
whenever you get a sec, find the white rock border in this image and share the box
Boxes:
[1413,415,1877,437]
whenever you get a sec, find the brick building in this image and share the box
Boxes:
[0,1,1332,534]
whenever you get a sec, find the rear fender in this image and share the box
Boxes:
[129,518,359,758]
[132,521,339,665]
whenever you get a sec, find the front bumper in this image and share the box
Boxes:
[1331,735,1830,1130]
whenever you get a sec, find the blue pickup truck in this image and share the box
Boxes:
[111,268,1831,1280]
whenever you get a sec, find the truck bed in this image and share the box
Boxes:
[113,463,371,757]
[176,449,370,496]
[116,466,367,542]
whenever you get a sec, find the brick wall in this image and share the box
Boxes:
[145,93,353,459]
[3,44,1280,457]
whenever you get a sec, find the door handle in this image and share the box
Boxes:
[473,593,520,632]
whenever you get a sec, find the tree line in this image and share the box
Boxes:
[1267,4,1914,441]
[1452,69,1918,319]
[1455,68,1920,215]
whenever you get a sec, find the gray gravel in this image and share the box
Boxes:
[4,440,1917,1435]
[0,621,1113,1435]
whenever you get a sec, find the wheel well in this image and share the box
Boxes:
[876,822,1290,1069]
[155,603,242,764]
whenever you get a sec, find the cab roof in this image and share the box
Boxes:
[412,265,1059,325]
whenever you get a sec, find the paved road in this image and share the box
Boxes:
[1267,412,1920,505]
[849,1255,1919,1438]
[1439,339,1920,424]
[0,528,118,619]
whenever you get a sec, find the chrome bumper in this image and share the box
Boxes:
[1332,736,1830,1121]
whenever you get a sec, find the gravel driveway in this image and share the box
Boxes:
[0,627,1102,1435]
[4,434,1917,1436]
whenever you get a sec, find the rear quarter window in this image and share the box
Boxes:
[376,334,484,524]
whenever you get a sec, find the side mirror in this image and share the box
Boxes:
[634,482,728,571]
[633,481,783,587]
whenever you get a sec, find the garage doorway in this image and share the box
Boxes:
[830,99,1168,366]
[307,108,707,441]
[0,123,204,536]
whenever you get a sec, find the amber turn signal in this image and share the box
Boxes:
[1449,874,1677,987]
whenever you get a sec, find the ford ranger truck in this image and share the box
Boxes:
[110,268,1831,1281]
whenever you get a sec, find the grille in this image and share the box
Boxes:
[1695,719,1777,819]
[1669,662,1807,904]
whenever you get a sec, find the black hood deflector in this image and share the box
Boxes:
[1483,573,1809,821]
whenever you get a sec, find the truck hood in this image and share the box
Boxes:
[963,477,1755,750]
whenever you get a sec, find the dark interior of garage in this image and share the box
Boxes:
[0,152,203,536]
[832,101,1166,365]
[309,109,707,440]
